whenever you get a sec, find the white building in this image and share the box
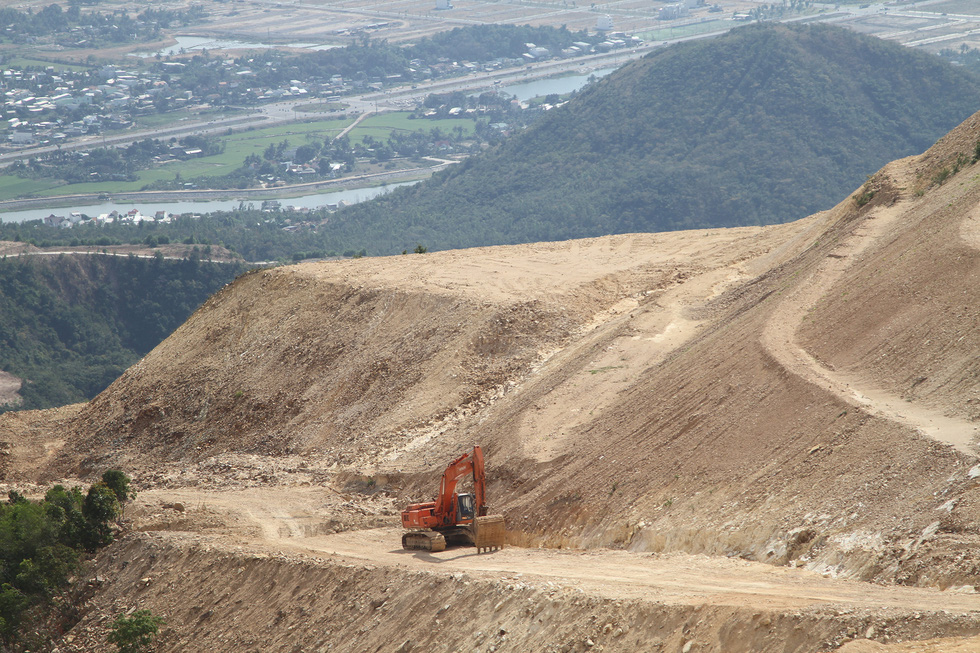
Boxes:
[528,46,551,60]
[9,131,34,144]
[659,4,690,20]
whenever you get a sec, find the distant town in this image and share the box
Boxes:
[2,25,637,152]
[38,198,350,230]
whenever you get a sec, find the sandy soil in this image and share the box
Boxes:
[762,159,979,456]
[128,485,980,615]
[6,109,980,653]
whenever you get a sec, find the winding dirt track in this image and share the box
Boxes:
[761,162,979,457]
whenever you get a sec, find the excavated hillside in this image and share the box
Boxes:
[5,114,980,651]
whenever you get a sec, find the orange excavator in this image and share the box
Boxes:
[400,445,506,553]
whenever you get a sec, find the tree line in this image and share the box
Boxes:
[0,4,207,45]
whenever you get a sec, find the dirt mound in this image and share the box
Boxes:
[909,109,980,192]
[0,240,38,256]
[8,111,980,651]
[0,403,83,481]
[42,229,798,478]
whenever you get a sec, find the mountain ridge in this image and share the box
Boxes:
[331,23,980,253]
[5,62,980,653]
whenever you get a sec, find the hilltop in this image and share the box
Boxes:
[333,23,980,253]
[4,108,980,650]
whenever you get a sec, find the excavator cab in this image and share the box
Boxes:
[456,493,475,523]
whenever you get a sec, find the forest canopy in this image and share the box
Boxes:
[327,24,980,252]
[0,254,248,410]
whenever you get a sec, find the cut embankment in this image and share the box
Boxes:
[61,534,980,653]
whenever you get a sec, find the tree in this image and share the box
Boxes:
[294,143,319,164]
[0,584,28,644]
[101,470,136,503]
[81,483,120,549]
[107,609,165,653]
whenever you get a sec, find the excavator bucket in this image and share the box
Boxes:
[473,515,506,553]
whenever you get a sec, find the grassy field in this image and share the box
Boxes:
[3,56,91,72]
[0,175,60,200]
[0,112,475,200]
[350,113,475,143]
[638,19,733,42]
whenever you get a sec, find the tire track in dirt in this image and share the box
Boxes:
[294,527,980,614]
[761,166,979,457]
[134,488,980,617]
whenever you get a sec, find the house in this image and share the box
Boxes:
[9,131,34,144]
[43,214,68,227]
[659,4,690,19]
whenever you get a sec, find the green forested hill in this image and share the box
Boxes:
[333,23,980,252]
[0,254,248,410]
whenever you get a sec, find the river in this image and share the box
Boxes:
[494,67,617,102]
[0,66,621,224]
[0,182,417,224]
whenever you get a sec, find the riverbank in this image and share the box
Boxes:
[0,158,453,215]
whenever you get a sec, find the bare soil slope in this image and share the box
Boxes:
[6,113,980,651]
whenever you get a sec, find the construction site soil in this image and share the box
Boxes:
[4,111,980,651]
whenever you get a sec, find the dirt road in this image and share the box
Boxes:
[138,487,980,616]
[761,160,979,456]
[300,528,980,614]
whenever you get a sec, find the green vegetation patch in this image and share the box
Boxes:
[340,114,474,149]
[0,253,249,410]
[638,19,733,42]
[332,23,980,254]
[0,471,135,649]
[0,175,59,201]
[1,112,472,200]
[2,56,90,72]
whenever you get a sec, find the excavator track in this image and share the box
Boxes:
[402,530,447,552]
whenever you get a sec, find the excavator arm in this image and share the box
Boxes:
[433,446,488,523]
[401,446,489,529]
[401,445,504,553]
